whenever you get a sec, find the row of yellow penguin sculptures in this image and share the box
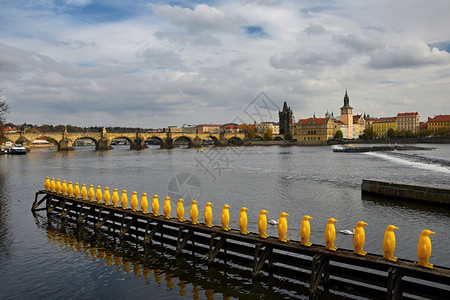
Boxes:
[44,177,436,269]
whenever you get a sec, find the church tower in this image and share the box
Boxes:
[340,90,353,139]
[279,101,293,136]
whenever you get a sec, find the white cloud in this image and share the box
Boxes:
[368,42,450,69]
[0,0,450,127]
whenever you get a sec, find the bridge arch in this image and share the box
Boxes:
[204,135,220,146]
[72,136,99,149]
[227,136,243,145]
[144,136,163,146]
[173,136,194,148]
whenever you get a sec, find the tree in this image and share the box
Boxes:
[362,128,377,140]
[240,123,257,140]
[334,130,343,139]
[263,128,273,141]
[0,89,10,125]
[387,128,396,138]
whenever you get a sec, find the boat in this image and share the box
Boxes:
[1,143,27,155]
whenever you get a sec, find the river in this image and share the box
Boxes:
[0,144,449,299]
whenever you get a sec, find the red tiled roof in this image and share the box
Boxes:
[397,112,418,117]
[298,117,330,125]
[428,115,450,122]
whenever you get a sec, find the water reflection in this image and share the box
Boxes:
[0,169,11,263]
[39,214,319,299]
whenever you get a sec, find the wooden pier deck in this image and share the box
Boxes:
[32,190,450,299]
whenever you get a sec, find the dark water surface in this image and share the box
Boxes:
[0,144,449,299]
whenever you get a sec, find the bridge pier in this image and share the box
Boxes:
[192,137,202,148]
[130,137,148,150]
[96,137,113,151]
[161,138,174,149]
[58,138,74,151]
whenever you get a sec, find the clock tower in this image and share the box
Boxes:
[340,90,353,139]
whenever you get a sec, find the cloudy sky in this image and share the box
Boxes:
[1,0,449,128]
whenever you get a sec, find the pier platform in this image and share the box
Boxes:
[32,190,450,299]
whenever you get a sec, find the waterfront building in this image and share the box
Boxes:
[427,115,450,135]
[168,126,182,133]
[279,102,294,136]
[181,124,198,133]
[339,90,354,139]
[397,112,420,132]
[294,116,335,145]
[220,123,240,133]
[257,122,280,135]
[372,117,397,138]
[353,114,366,138]
[196,124,221,133]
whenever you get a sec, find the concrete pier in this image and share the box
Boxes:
[362,179,450,207]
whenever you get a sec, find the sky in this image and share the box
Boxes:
[1,0,449,128]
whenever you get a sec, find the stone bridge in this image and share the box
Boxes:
[3,127,257,150]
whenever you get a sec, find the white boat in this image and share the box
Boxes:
[1,143,27,155]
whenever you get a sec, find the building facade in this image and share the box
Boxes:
[372,117,397,138]
[256,122,279,135]
[295,117,335,145]
[427,115,450,135]
[397,112,420,132]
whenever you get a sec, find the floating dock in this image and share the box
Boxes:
[32,190,450,299]
[362,179,450,207]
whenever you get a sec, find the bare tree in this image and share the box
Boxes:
[0,89,10,125]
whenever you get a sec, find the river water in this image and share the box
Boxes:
[0,144,449,299]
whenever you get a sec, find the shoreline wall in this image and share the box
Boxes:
[361,179,450,207]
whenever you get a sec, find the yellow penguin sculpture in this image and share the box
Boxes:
[221,204,231,231]
[68,181,74,197]
[163,196,171,219]
[88,184,95,202]
[95,186,102,204]
[121,190,128,209]
[239,207,249,235]
[56,179,62,194]
[74,182,80,199]
[204,202,213,227]
[50,178,56,192]
[190,200,199,225]
[278,212,289,242]
[112,188,119,207]
[130,191,138,211]
[300,215,313,247]
[141,193,149,214]
[45,176,51,191]
[325,218,338,251]
[258,210,269,239]
[61,180,68,196]
[176,198,185,221]
[417,229,435,269]
[353,221,368,256]
[383,225,399,262]
[103,187,111,205]
[152,195,160,216]
[81,184,87,200]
